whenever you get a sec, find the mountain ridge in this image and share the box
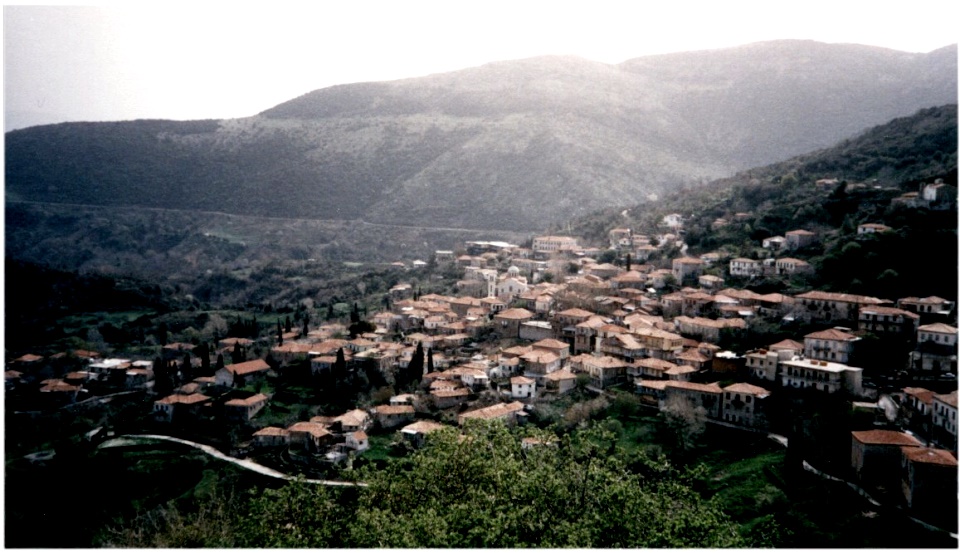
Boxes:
[5,40,957,232]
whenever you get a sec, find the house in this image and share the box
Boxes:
[373,404,415,429]
[729,258,762,278]
[635,379,670,406]
[762,236,786,251]
[857,306,920,338]
[334,409,371,432]
[510,376,536,400]
[576,354,628,389]
[744,348,790,382]
[775,258,813,276]
[430,388,471,409]
[722,383,770,428]
[698,274,724,290]
[794,291,886,324]
[785,229,816,250]
[530,338,570,360]
[931,390,958,449]
[532,235,579,253]
[344,430,369,452]
[224,393,269,422]
[857,223,893,235]
[804,328,860,364]
[458,401,527,426]
[902,387,936,434]
[897,296,954,317]
[673,316,747,344]
[574,315,608,354]
[663,381,723,419]
[153,393,209,423]
[401,420,447,448]
[520,320,555,342]
[253,427,290,448]
[900,447,958,521]
[909,323,958,374]
[215,359,271,387]
[780,357,863,396]
[287,422,333,453]
[542,367,578,396]
[519,349,562,381]
[850,430,922,486]
[494,308,536,338]
[671,257,705,284]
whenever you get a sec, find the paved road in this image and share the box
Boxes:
[99,434,366,487]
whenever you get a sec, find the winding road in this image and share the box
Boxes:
[98,434,366,487]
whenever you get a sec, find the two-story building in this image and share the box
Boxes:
[803,327,860,364]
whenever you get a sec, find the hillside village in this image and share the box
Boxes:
[5,179,958,534]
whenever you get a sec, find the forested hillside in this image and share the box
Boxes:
[562,104,958,300]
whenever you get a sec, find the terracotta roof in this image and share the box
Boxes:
[795,291,885,305]
[723,382,771,397]
[851,430,922,447]
[769,339,804,351]
[901,447,958,467]
[13,354,43,363]
[532,339,570,350]
[918,323,957,334]
[254,426,288,437]
[402,420,446,434]
[224,359,271,375]
[155,393,209,405]
[634,358,680,371]
[805,328,858,341]
[665,381,722,394]
[375,405,415,416]
[510,376,535,385]
[544,368,577,381]
[287,421,331,438]
[431,388,471,398]
[495,308,535,320]
[225,393,268,407]
[636,379,670,390]
[520,350,560,364]
[460,401,525,421]
[934,390,958,408]
[903,387,936,405]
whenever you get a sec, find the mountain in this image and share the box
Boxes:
[5,41,957,232]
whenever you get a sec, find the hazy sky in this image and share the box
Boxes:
[4,2,959,129]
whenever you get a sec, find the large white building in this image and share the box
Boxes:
[780,357,863,396]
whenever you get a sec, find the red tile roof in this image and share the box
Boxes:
[851,430,922,447]
[901,447,958,466]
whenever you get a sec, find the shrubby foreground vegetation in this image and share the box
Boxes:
[101,421,743,548]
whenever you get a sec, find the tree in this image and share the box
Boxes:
[153,356,172,397]
[347,421,744,548]
[426,347,434,375]
[277,320,284,346]
[660,395,707,455]
[215,353,225,371]
[198,342,211,375]
[406,342,425,389]
[284,316,292,333]
[333,347,348,390]
[231,341,245,364]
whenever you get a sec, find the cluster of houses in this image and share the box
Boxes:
[6,215,957,525]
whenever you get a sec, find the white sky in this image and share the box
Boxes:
[4,1,959,127]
